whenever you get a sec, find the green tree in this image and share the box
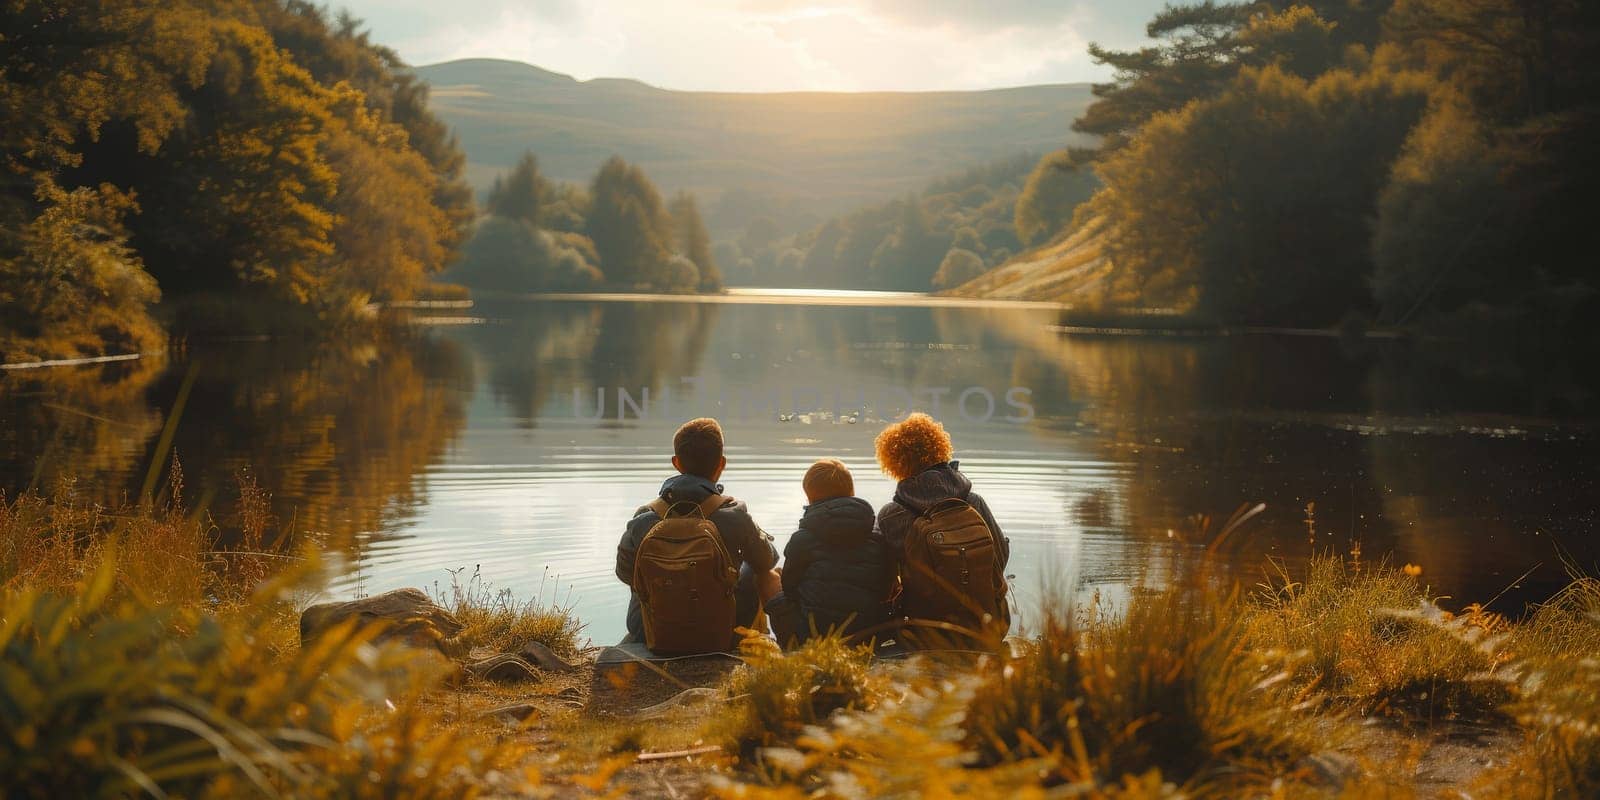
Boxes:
[1016,151,1100,245]
[1073,2,1255,159]
[1093,65,1435,323]
[541,182,590,233]
[256,1,474,252]
[1371,100,1512,322]
[1237,5,1342,79]
[799,219,846,286]
[451,218,602,292]
[932,248,987,291]
[868,198,949,290]
[585,156,677,288]
[1073,3,1379,164]
[0,0,209,357]
[668,192,721,290]
[487,152,542,226]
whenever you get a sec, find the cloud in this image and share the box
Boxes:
[333,0,1161,91]
[742,0,1081,30]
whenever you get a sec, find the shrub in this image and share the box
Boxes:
[0,549,529,799]
[965,582,1328,797]
[0,488,541,798]
[1477,578,1600,798]
[711,634,884,759]
[432,565,584,657]
[1248,556,1513,721]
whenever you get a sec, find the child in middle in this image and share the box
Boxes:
[768,458,894,648]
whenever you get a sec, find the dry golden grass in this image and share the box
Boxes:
[1248,555,1514,722]
[0,486,561,799]
[8,480,1598,798]
[965,582,1334,797]
[433,565,585,657]
[707,634,888,761]
[1472,577,1600,798]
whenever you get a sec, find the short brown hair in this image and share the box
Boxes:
[673,417,724,478]
[802,458,854,502]
[874,412,953,481]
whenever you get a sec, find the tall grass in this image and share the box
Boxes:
[709,634,887,761]
[9,478,1600,797]
[0,487,547,798]
[1247,556,1514,721]
[1476,576,1600,798]
[432,565,584,658]
[964,582,1331,797]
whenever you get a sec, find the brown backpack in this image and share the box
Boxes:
[900,497,1010,640]
[632,494,740,655]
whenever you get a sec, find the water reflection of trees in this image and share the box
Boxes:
[970,306,1597,609]
[1,356,167,496]
[463,300,719,424]
[464,302,600,425]
[2,330,473,546]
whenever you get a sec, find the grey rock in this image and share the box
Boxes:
[480,703,541,723]
[300,588,463,656]
[518,640,581,674]
[633,687,722,719]
[467,653,542,683]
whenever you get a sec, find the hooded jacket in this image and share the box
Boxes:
[876,461,1009,570]
[779,496,894,641]
[617,474,777,636]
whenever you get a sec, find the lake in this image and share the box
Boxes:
[3,291,1595,645]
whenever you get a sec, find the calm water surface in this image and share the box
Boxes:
[3,292,1595,644]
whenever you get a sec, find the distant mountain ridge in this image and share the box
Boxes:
[414,58,1093,237]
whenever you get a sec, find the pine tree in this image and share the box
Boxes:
[487,152,542,226]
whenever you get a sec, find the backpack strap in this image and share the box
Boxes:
[922,497,972,518]
[647,493,729,519]
[697,493,729,518]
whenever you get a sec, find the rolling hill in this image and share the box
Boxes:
[414,59,1093,237]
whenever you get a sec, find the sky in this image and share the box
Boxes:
[332,0,1168,92]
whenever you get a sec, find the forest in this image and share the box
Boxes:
[718,154,1097,292]
[8,0,1591,353]
[1011,0,1599,332]
[0,1,717,365]
[448,152,721,293]
[0,0,478,362]
[716,0,1598,337]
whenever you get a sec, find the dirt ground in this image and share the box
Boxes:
[428,651,1522,799]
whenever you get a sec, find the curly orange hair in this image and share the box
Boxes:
[874,412,953,482]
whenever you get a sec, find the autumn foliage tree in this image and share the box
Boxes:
[0,0,473,360]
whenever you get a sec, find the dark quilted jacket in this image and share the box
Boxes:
[780,496,894,640]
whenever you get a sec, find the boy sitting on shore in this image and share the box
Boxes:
[616,417,780,654]
[767,458,894,648]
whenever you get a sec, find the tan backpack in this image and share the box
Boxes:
[632,494,740,655]
[900,497,1009,640]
